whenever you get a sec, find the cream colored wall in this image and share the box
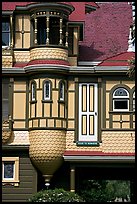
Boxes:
[122,81,135,89]
[13,93,26,119]
[13,82,26,124]
[14,81,26,91]
[36,91,42,117]
[52,91,58,117]
[66,130,135,153]
[106,81,120,91]
[68,92,75,119]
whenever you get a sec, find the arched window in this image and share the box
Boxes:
[113,88,129,111]
[31,82,36,101]
[59,81,65,101]
[133,91,135,111]
[43,80,51,100]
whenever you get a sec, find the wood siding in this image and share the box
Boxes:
[2,150,37,202]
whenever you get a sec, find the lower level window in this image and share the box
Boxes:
[2,157,19,186]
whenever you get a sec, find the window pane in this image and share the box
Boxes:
[4,162,14,179]
[133,99,135,111]
[2,21,10,31]
[2,101,9,120]
[114,100,128,109]
[2,33,10,46]
[114,88,128,96]
[32,83,36,100]
[60,82,64,100]
[2,18,10,46]
[44,81,50,99]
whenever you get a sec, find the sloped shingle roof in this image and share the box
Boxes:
[79,2,133,61]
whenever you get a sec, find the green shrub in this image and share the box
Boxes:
[28,188,85,202]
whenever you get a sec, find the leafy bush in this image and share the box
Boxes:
[28,188,85,202]
[78,180,109,202]
[78,180,131,202]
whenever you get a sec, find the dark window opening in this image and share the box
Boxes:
[114,100,128,110]
[37,17,47,45]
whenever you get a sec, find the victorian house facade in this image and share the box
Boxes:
[2,2,135,202]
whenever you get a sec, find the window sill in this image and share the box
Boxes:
[30,100,37,104]
[109,111,134,114]
[42,99,53,103]
[58,100,65,104]
[2,180,19,186]
[76,141,100,146]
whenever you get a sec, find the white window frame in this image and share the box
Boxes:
[2,17,10,48]
[133,91,135,111]
[44,81,50,100]
[31,82,36,101]
[59,81,65,101]
[2,157,19,186]
[113,88,129,112]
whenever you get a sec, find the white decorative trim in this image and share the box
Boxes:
[78,61,102,66]
[9,131,30,145]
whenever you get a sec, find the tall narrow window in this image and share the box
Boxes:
[2,17,10,47]
[37,17,47,45]
[43,80,51,100]
[31,82,36,101]
[113,88,129,111]
[133,91,135,111]
[2,79,10,121]
[59,81,65,101]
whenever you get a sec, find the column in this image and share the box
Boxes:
[34,17,37,45]
[70,166,75,192]
[46,16,49,45]
[65,23,68,47]
[59,17,63,45]
[10,15,13,48]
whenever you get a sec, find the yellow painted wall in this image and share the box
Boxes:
[68,92,75,118]
[14,81,26,91]
[52,91,58,117]
[13,93,26,119]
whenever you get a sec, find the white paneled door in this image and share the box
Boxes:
[79,83,98,142]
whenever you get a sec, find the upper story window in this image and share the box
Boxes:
[2,79,10,121]
[31,82,36,101]
[37,17,47,45]
[2,17,10,47]
[133,91,135,111]
[113,88,129,111]
[32,15,67,46]
[43,80,51,100]
[59,81,65,101]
